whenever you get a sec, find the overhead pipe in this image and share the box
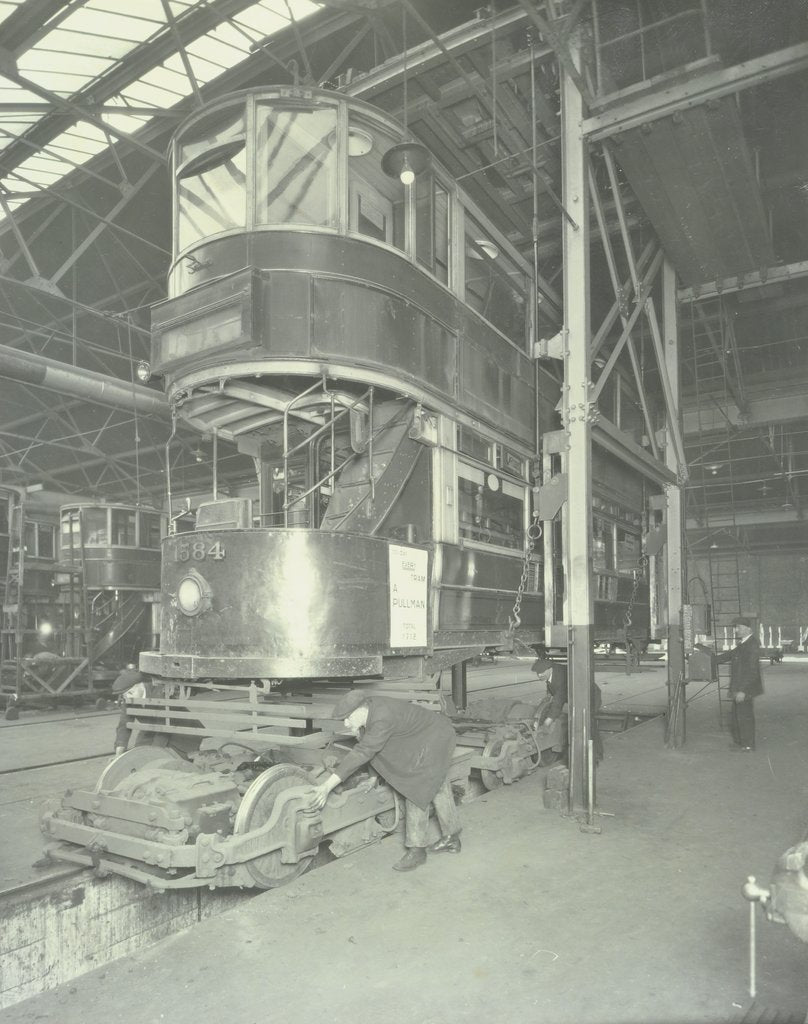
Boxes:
[0,342,167,417]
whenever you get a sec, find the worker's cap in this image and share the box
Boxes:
[732,616,753,628]
[531,658,555,675]
[112,667,144,694]
[331,689,369,719]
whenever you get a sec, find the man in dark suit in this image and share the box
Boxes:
[715,615,764,752]
[306,690,461,872]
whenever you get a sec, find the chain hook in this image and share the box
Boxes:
[508,516,543,638]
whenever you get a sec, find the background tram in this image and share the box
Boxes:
[43,86,661,888]
[0,494,164,717]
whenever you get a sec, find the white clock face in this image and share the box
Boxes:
[486,474,500,492]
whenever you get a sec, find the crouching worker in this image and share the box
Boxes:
[112,663,147,755]
[306,690,461,872]
[533,657,604,764]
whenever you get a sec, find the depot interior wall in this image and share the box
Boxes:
[687,551,808,640]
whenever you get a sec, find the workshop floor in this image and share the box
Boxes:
[4,658,808,1024]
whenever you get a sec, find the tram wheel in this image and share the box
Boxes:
[480,737,505,790]
[233,763,316,889]
[95,744,184,793]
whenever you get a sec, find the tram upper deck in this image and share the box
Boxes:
[150,86,555,453]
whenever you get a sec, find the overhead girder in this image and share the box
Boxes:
[0,341,166,416]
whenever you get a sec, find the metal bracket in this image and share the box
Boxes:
[532,330,565,360]
[644,525,667,556]
[541,428,570,455]
[534,473,568,521]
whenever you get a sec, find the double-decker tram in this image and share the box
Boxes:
[1,495,165,717]
[43,87,658,889]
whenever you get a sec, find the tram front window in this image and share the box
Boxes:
[111,508,137,546]
[347,118,405,251]
[255,105,337,227]
[83,508,108,547]
[177,105,246,252]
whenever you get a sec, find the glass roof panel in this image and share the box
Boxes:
[0,0,321,212]
[35,30,137,61]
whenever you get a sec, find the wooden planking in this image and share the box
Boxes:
[610,96,774,286]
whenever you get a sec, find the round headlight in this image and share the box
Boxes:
[177,575,204,615]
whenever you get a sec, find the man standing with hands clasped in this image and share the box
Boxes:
[713,615,764,752]
[306,690,462,872]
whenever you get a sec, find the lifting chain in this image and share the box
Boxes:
[624,553,649,629]
[508,516,543,635]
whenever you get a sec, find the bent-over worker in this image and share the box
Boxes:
[307,690,461,872]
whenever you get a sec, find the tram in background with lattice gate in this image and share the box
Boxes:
[42,86,660,889]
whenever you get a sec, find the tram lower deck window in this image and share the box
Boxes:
[457,466,523,550]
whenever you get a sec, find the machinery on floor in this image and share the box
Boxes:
[42,86,664,889]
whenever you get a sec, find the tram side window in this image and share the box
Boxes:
[140,512,162,549]
[416,177,449,285]
[37,524,54,560]
[458,464,523,550]
[617,526,641,574]
[84,508,108,547]
[347,118,405,252]
[593,515,615,572]
[111,509,137,547]
[177,105,246,252]
[255,105,337,227]
[464,217,528,344]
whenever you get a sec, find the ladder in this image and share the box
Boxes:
[1,494,26,699]
[688,299,744,729]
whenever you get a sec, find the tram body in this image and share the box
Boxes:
[43,87,657,888]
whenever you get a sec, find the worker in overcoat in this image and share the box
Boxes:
[306,690,461,872]
[713,615,764,751]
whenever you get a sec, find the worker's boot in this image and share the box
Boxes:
[392,847,427,871]
[429,833,462,854]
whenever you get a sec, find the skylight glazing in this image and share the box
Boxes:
[0,0,321,213]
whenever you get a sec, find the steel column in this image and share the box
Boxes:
[662,260,686,746]
[560,30,596,822]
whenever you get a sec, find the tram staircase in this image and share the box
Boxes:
[59,589,148,691]
[690,313,744,730]
[319,405,423,537]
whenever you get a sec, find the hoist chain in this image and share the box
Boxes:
[624,553,649,629]
[508,517,543,635]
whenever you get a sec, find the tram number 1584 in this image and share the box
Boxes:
[176,539,227,562]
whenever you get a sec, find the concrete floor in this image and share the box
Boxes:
[3,658,808,1023]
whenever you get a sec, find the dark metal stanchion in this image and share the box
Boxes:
[451,661,467,711]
